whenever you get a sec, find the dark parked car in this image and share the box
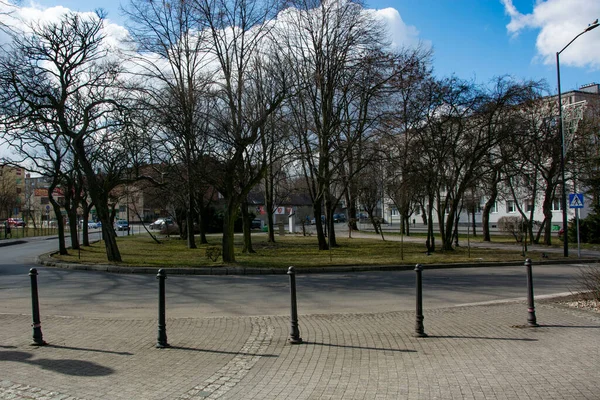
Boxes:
[251,219,262,229]
[333,213,347,223]
[310,215,325,225]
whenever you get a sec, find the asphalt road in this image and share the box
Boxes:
[0,236,588,321]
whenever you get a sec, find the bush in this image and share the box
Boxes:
[568,205,600,244]
[574,264,600,302]
[205,246,221,262]
[497,216,525,242]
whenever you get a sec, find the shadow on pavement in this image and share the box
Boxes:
[168,346,278,358]
[304,341,417,352]
[0,350,114,376]
[426,335,537,341]
[537,324,600,329]
[47,344,133,356]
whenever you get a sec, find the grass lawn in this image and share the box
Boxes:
[52,232,562,269]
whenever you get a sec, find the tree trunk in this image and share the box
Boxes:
[198,201,208,244]
[67,205,79,250]
[325,199,337,247]
[48,195,67,255]
[94,200,120,262]
[186,192,196,249]
[222,201,238,262]
[541,183,554,246]
[482,192,498,242]
[313,203,328,250]
[71,138,121,261]
[345,186,359,231]
[241,200,255,253]
[266,195,275,244]
[425,200,435,253]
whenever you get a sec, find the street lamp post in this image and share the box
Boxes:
[556,19,599,257]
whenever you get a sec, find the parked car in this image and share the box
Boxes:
[149,218,173,230]
[7,218,25,227]
[310,215,326,225]
[251,219,262,229]
[79,220,101,229]
[114,220,130,231]
[333,213,347,223]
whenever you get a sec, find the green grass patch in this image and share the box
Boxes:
[52,233,556,269]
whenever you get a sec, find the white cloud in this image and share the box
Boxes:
[371,7,426,51]
[501,0,600,68]
[0,1,131,52]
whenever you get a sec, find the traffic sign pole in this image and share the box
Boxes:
[576,208,581,258]
[568,194,584,258]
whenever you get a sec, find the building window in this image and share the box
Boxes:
[41,197,49,205]
[391,207,398,216]
[491,201,498,213]
[507,200,516,213]
[526,202,534,212]
[552,198,562,211]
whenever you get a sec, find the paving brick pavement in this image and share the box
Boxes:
[1,300,599,400]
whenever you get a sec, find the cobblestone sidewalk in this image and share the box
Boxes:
[1,302,599,399]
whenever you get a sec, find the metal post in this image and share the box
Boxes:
[156,269,169,348]
[287,266,302,344]
[576,208,581,258]
[524,259,539,327]
[29,268,46,346]
[556,52,569,257]
[414,264,427,337]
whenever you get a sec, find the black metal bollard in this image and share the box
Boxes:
[524,259,539,327]
[287,266,303,344]
[156,269,170,348]
[29,268,47,346]
[414,264,427,337]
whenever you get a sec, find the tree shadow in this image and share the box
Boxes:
[304,341,417,352]
[426,335,537,341]
[0,350,114,376]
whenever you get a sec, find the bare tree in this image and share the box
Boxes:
[0,12,130,261]
[282,0,394,250]
[380,47,433,236]
[123,0,219,249]
[190,0,287,262]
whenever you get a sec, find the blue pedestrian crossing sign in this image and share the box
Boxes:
[569,194,584,209]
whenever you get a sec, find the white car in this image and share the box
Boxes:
[149,218,172,230]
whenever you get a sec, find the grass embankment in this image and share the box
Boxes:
[52,233,554,269]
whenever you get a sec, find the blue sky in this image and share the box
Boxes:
[13,0,600,93]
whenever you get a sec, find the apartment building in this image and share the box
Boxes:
[382,83,600,232]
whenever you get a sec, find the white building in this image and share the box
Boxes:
[381,83,600,232]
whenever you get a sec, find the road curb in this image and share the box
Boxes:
[36,252,600,275]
